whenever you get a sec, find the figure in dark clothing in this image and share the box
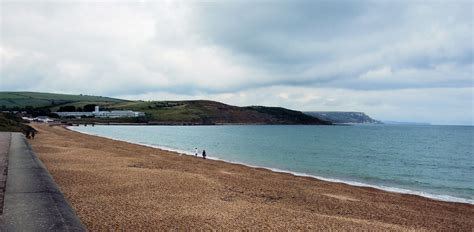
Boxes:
[25,128,37,139]
[202,150,206,159]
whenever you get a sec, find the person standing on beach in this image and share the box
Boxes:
[25,128,35,139]
[194,148,198,157]
[202,150,206,159]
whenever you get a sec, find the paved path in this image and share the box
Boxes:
[0,132,11,215]
[0,132,85,231]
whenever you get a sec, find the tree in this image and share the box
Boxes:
[58,105,76,112]
[24,106,34,114]
[32,109,52,117]
[83,104,96,112]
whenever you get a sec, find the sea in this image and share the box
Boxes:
[70,124,474,204]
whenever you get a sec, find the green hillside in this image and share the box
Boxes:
[0,91,125,109]
[108,100,330,124]
[0,92,331,125]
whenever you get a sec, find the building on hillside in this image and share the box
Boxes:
[34,116,55,123]
[55,112,93,118]
[94,110,145,118]
[22,116,55,123]
[55,106,145,118]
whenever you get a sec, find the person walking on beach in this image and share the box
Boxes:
[202,150,206,159]
[194,148,198,157]
[25,128,36,139]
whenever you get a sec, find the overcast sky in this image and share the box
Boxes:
[1,1,473,125]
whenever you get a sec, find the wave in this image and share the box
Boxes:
[68,126,474,205]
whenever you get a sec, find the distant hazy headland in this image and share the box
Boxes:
[305,111,382,124]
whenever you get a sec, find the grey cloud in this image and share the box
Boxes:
[192,1,473,90]
[193,1,366,66]
[1,1,473,124]
[2,1,472,95]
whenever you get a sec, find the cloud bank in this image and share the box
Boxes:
[1,1,473,124]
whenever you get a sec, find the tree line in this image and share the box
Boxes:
[57,104,97,112]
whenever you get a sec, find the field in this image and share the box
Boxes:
[0,92,124,109]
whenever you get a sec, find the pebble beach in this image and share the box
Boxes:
[29,124,474,231]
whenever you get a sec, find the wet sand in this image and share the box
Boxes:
[29,124,473,231]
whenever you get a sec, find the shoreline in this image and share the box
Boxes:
[68,125,473,205]
[30,124,474,230]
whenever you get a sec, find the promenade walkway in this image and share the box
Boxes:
[0,132,85,231]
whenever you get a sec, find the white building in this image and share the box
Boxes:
[22,116,55,123]
[94,110,145,118]
[55,106,145,118]
[55,112,93,117]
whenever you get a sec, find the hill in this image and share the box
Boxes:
[0,91,125,109]
[94,100,331,125]
[0,92,331,125]
[304,111,381,124]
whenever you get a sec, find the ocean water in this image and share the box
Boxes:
[71,125,474,204]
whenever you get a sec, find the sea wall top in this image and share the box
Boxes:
[0,132,86,231]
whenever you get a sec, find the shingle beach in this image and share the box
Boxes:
[29,124,474,231]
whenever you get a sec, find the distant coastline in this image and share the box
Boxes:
[383,121,431,125]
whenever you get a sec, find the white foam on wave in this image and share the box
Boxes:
[68,126,474,205]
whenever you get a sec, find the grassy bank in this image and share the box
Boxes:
[0,113,33,133]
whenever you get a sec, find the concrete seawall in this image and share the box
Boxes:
[0,132,85,231]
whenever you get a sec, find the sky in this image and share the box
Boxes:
[1,0,473,125]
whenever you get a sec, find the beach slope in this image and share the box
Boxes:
[29,124,473,231]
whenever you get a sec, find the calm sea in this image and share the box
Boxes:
[71,125,473,204]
